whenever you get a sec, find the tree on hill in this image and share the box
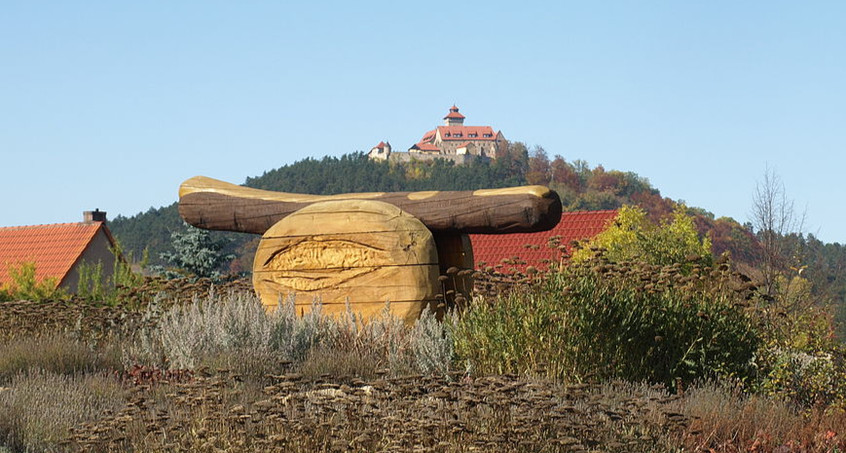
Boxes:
[110,204,183,265]
[108,145,846,319]
[750,167,806,296]
[108,148,712,268]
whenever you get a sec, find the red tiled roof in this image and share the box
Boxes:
[470,210,618,273]
[443,105,465,120]
[410,142,441,152]
[444,111,465,120]
[420,129,437,142]
[373,141,387,149]
[0,222,109,288]
[437,126,498,141]
[410,107,500,152]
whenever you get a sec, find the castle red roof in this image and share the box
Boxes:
[444,106,466,120]
[470,210,618,273]
[373,141,387,149]
[410,142,440,152]
[437,126,498,141]
[409,107,501,153]
[0,222,112,288]
[420,129,436,142]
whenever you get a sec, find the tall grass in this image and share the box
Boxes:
[452,256,761,388]
[0,333,122,385]
[0,370,126,452]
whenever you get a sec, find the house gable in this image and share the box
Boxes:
[63,228,119,292]
[0,220,117,291]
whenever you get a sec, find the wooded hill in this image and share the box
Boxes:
[109,143,846,324]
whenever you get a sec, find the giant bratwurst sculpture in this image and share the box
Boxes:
[178,176,562,323]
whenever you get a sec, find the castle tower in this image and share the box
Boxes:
[443,105,465,126]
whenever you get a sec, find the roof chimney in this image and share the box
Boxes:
[83,209,107,223]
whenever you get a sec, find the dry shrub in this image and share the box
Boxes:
[129,291,455,380]
[157,290,281,368]
[0,370,126,452]
[122,290,300,378]
[297,346,385,381]
[67,371,685,453]
[411,307,454,375]
[0,333,122,385]
[297,304,453,380]
[671,381,846,452]
[0,296,161,345]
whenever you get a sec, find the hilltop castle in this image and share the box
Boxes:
[369,106,507,163]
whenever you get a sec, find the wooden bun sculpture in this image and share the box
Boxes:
[179,176,562,323]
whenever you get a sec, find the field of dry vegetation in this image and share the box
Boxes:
[2,258,846,452]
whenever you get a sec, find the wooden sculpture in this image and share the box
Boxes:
[179,176,561,235]
[178,176,562,322]
[253,199,439,323]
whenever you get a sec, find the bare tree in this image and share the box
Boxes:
[750,166,807,297]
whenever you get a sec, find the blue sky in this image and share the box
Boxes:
[1,2,844,243]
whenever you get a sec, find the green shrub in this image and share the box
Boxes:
[76,243,148,305]
[451,291,570,378]
[760,348,846,409]
[2,261,66,302]
[746,273,846,409]
[571,204,713,269]
[453,256,761,389]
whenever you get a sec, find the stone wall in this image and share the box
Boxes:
[387,152,490,165]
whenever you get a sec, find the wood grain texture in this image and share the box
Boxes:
[179,176,561,235]
[253,199,439,323]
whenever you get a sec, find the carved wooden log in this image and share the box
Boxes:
[179,176,561,235]
[253,199,439,323]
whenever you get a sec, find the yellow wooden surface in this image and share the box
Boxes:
[180,175,552,203]
[180,175,386,203]
[253,200,439,323]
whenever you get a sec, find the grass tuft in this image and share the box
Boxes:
[0,333,122,385]
[0,370,126,452]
